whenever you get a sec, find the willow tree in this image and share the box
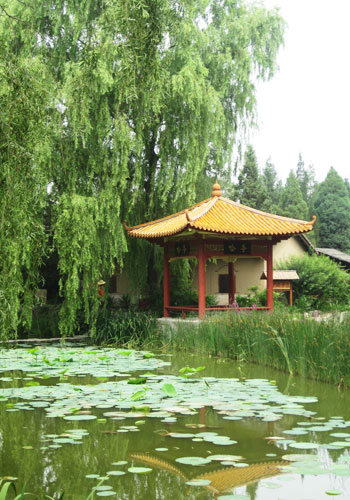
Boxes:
[0,0,285,339]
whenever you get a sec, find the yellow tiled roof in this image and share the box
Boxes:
[123,184,316,239]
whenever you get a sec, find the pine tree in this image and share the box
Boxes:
[279,171,309,220]
[237,146,267,209]
[314,168,350,252]
[260,158,283,213]
[295,153,316,217]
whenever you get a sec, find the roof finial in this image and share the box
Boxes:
[185,209,192,222]
[212,179,222,197]
[122,220,131,231]
[309,215,317,225]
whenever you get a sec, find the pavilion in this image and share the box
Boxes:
[123,182,315,318]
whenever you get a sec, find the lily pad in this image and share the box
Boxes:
[63,415,97,421]
[169,433,195,439]
[289,442,319,450]
[185,479,211,486]
[175,456,211,466]
[282,454,317,462]
[217,495,250,500]
[128,467,152,474]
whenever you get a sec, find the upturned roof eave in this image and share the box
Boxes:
[123,183,316,240]
[126,225,314,240]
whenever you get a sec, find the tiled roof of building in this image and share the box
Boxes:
[261,270,299,281]
[123,182,316,240]
[316,248,350,265]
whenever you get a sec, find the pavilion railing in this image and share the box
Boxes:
[165,305,269,315]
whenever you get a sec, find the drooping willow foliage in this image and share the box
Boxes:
[0,0,285,338]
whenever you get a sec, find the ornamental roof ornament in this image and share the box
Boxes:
[212,180,222,197]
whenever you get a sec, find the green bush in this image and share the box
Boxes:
[17,304,90,339]
[276,254,350,311]
[93,308,158,345]
[18,305,60,339]
[235,289,286,308]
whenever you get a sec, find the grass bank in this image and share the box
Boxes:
[166,311,350,386]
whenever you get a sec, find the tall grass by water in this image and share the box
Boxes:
[167,311,350,386]
[0,478,108,499]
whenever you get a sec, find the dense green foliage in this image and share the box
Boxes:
[260,159,282,213]
[0,0,285,339]
[237,145,266,208]
[296,153,315,219]
[279,170,309,220]
[234,149,350,252]
[275,254,350,311]
[314,168,350,252]
[234,149,313,220]
[94,309,158,346]
[168,311,350,385]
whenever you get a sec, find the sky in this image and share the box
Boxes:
[249,0,350,182]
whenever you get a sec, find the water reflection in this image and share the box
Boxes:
[1,349,350,499]
[130,450,286,498]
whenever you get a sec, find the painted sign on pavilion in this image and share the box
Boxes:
[123,182,315,318]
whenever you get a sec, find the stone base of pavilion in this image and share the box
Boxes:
[164,305,269,318]
[157,307,269,335]
[157,316,201,334]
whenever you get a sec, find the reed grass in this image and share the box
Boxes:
[0,479,64,499]
[0,476,107,499]
[167,310,350,386]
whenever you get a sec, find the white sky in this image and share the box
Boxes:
[249,0,350,182]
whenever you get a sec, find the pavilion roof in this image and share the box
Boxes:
[123,182,316,240]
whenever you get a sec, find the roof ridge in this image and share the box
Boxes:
[219,197,314,225]
[188,196,218,222]
[123,197,213,230]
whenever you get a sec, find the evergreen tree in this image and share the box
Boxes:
[260,158,283,213]
[279,170,309,220]
[0,0,285,338]
[344,178,350,196]
[237,145,267,209]
[295,153,316,217]
[314,167,350,252]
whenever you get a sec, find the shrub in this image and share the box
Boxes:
[93,308,158,345]
[235,289,286,308]
[276,254,350,310]
[18,305,60,339]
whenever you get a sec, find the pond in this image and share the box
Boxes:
[1,344,350,499]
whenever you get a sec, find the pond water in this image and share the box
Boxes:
[1,345,350,499]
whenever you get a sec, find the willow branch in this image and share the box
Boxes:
[0,4,32,26]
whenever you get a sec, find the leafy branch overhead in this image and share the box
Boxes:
[0,0,285,338]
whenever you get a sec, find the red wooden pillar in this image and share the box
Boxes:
[163,245,170,317]
[228,262,236,305]
[266,241,274,310]
[198,240,206,319]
